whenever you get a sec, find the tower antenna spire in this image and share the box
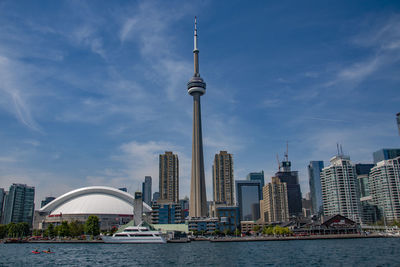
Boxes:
[193,16,200,77]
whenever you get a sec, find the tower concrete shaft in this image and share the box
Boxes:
[188,17,207,217]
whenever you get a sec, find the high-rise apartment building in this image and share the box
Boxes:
[0,188,5,223]
[373,149,400,164]
[308,161,324,215]
[369,156,400,222]
[320,155,361,223]
[142,176,152,205]
[213,151,234,205]
[247,171,265,199]
[236,180,261,221]
[3,184,35,226]
[159,152,179,203]
[261,177,289,223]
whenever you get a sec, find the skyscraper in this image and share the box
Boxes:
[308,161,324,215]
[396,112,400,135]
[213,151,234,205]
[275,150,302,217]
[0,188,5,224]
[261,177,289,223]
[247,171,265,199]
[40,196,55,208]
[188,17,207,217]
[3,184,35,226]
[369,156,400,222]
[320,154,361,223]
[373,148,400,164]
[159,152,179,203]
[142,176,152,205]
[236,180,261,221]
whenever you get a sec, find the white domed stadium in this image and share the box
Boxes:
[36,186,151,230]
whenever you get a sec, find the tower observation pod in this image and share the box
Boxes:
[188,17,207,218]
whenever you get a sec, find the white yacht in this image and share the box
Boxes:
[101,225,166,244]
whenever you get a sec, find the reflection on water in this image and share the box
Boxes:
[1,238,400,266]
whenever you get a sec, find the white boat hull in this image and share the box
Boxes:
[101,235,166,244]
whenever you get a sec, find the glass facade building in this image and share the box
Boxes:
[3,184,35,227]
[373,149,400,164]
[40,196,55,208]
[308,161,324,215]
[235,180,261,221]
[142,176,152,205]
[246,171,265,199]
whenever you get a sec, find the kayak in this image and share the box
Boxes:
[42,251,54,254]
[32,251,40,254]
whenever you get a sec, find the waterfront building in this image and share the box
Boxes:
[153,192,160,203]
[159,151,179,203]
[247,171,265,199]
[236,180,262,221]
[320,154,362,223]
[150,202,183,224]
[36,186,152,230]
[41,196,55,208]
[373,148,400,164]
[212,151,234,205]
[369,156,400,222]
[179,197,190,219]
[302,194,313,218]
[188,217,219,234]
[214,206,240,232]
[275,155,302,217]
[240,221,269,234]
[261,177,289,223]
[308,161,324,215]
[3,184,35,227]
[188,17,208,218]
[142,176,152,205]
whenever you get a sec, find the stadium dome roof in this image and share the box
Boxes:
[39,186,152,215]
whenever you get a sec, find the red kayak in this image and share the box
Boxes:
[32,251,40,254]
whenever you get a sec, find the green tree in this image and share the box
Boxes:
[0,224,7,238]
[224,229,232,236]
[253,225,261,233]
[213,229,221,236]
[69,221,84,237]
[85,215,100,237]
[7,223,17,237]
[234,228,241,236]
[47,223,56,238]
[59,221,70,237]
[263,226,274,235]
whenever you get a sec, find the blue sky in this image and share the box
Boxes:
[0,0,399,206]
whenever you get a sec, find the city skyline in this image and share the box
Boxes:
[0,1,400,207]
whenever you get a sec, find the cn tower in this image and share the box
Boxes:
[188,17,207,217]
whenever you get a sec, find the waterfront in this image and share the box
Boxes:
[1,238,400,266]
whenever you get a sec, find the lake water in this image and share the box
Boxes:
[1,238,400,266]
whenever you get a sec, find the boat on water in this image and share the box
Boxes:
[101,225,166,244]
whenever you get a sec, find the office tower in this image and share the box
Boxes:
[188,17,207,217]
[355,164,375,198]
[0,188,5,223]
[3,183,35,226]
[236,180,262,221]
[397,112,400,135]
[213,151,234,205]
[142,176,152,205]
[159,152,179,203]
[308,161,324,215]
[261,177,289,223]
[369,156,400,222]
[275,149,302,217]
[247,171,265,199]
[153,192,160,203]
[40,196,55,208]
[320,154,361,223]
[373,149,400,164]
